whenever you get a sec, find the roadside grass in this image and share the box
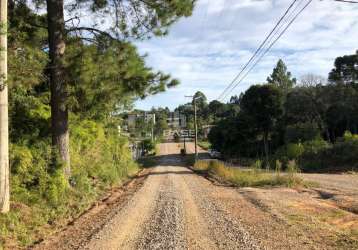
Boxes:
[0,124,141,249]
[0,163,140,249]
[193,160,305,188]
[198,141,211,150]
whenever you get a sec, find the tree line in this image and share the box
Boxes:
[207,52,358,171]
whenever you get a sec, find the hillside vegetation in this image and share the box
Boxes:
[205,55,358,172]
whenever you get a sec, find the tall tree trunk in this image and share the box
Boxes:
[46,0,70,176]
[0,0,9,213]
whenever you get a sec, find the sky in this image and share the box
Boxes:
[134,0,358,111]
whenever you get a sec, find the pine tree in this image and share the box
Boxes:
[267,59,296,95]
[42,0,196,176]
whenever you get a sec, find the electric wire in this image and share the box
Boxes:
[220,0,313,101]
[216,0,300,101]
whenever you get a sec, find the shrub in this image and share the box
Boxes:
[300,136,358,172]
[343,131,358,142]
[286,143,304,160]
[273,142,304,169]
[143,139,155,153]
[2,117,140,248]
[302,138,330,154]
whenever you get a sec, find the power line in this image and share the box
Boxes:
[334,0,358,3]
[198,0,209,39]
[217,0,300,101]
[220,0,313,101]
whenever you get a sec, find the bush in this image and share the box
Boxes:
[302,138,330,154]
[198,141,211,150]
[343,131,358,142]
[2,117,140,248]
[300,136,358,172]
[286,143,304,159]
[273,142,304,169]
[142,139,156,155]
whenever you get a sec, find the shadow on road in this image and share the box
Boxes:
[135,170,197,179]
[138,153,209,168]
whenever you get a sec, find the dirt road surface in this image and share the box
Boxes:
[34,143,358,250]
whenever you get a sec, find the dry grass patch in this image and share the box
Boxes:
[193,160,304,188]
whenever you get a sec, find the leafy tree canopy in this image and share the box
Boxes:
[240,84,283,133]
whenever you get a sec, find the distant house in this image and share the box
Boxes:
[167,111,186,128]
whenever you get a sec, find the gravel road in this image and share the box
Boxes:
[80,143,261,250]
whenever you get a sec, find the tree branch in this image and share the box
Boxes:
[66,27,116,40]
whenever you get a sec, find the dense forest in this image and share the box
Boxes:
[0,0,195,247]
[207,53,358,172]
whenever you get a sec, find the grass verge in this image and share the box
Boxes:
[193,160,305,188]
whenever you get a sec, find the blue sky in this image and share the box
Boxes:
[134,0,358,110]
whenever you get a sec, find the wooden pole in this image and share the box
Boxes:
[194,98,198,160]
[0,0,9,213]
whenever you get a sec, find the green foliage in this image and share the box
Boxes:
[267,59,297,94]
[329,51,358,84]
[302,138,330,154]
[300,136,358,172]
[142,139,156,154]
[285,122,321,143]
[198,141,211,150]
[241,84,283,133]
[209,84,283,159]
[66,40,179,120]
[207,52,358,173]
[8,2,48,88]
[286,143,304,160]
[2,118,139,247]
[343,131,358,141]
[72,0,196,39]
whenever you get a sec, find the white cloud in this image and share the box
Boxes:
[135,0,358,110]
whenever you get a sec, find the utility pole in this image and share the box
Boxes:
[185,95,201,161]
[193,99,198,160]
[0,0,9,213]
[151,114,154,142]
[183,135,186,153]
